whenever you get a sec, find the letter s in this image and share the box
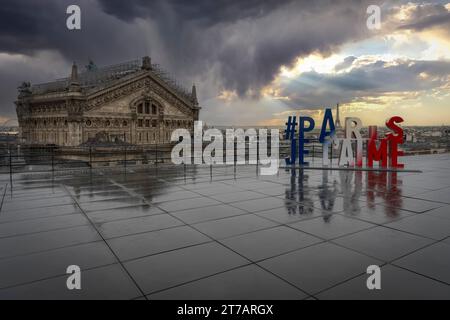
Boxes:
[385,116,404,142]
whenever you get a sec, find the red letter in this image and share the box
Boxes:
[367,125,388,168]
[385,116,404,168]
[368,138,388,168]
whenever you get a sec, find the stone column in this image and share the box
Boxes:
[68,121,82,146]
[130,116,136,144]
[66,98,84,146]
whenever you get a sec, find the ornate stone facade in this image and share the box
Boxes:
[15,57,200,146]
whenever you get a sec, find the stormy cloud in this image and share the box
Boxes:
[0,0,448,125]
[394,2,450,31]
[276,58,450,109]
[95,0,378,97]
[0,0,380,117]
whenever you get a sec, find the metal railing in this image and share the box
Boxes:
[0,138,351,176]
[1,137,423,181]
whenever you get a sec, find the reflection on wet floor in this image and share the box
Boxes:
[0,154,449,299]
[282,168,407,221]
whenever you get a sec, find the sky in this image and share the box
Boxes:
[0,0,449,127]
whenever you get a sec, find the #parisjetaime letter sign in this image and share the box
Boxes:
[285,108,405,169]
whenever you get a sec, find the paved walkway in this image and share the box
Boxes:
[0,154,449,299]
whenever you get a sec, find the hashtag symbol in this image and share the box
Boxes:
[285,116,297,140]
[284,116,298,165]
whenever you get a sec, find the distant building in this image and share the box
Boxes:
[335,103,342,129]
[15,57,200,146]
[422,130,442,137]
[334,103,345,138]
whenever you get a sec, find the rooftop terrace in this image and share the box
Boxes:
[0,154,449,299]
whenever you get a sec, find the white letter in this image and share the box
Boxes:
[366,265,381,290]
[203,129,223,165]
[345,117,363,141]
[194,121,203,165]
[366,5,381,30]
[339,139,354,166]
[225,129,236,165]
[323,135,340,166]
[322,140,331,166]
[229,128,257,165]
[66,5,81,30]
[259,129,279,175]
[246,128,258,165]
[228,129,245,165]
[345,117,363,166]
[66,265,81,290]
[171,129,191,164]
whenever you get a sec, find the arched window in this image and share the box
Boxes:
[136,100,162,117]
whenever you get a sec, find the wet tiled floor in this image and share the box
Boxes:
[0,154,449,299]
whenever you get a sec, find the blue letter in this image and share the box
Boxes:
[299,117,315,165]
[319,108,335,143]
[284,116,297,165]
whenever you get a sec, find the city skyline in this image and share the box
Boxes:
[0,0,449,126]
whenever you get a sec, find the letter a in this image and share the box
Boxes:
[66,5,81,30]
[66,265,81,290]
[366,265,381,290]
[319,109,335,143]
[366,5,381,30]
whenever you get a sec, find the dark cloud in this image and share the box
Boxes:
[97,0,380,97]
[399,12,450,31]
[0,0,62,54]
[98,0,289,26]
[277,58,450,109]
[0,0,149,62]
[394,2,450,31]
[334,56,357,72]
[0,0,152,118]
[7,0,448,122]
[0,0,378,89]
